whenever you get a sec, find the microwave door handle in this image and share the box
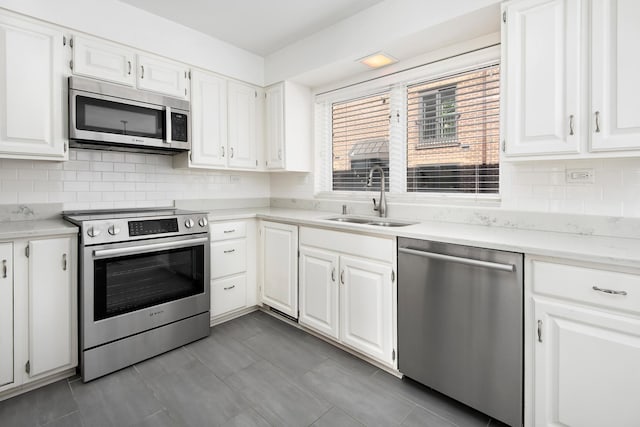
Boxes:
[165,106,172,143]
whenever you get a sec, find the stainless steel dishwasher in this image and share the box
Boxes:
[398,237,523,427]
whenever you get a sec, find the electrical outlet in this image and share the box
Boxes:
[566,168,595,184]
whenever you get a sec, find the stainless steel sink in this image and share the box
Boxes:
[325,216,417,227]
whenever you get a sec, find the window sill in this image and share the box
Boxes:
[314,191,501,208]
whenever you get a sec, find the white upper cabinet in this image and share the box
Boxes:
[503,0,582,156]
[0,14,67,160]
[228,81,259,169]
[189,69,227,168]
[265,83,285,169]
[265,81,312,171]
[72,35,135,86]
[503,0,640,158]
[590,0,640,152]
[0,243,13,388]
[136,54,189,99]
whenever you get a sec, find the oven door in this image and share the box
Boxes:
[81,234,209,350]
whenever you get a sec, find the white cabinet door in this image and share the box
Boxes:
[503,0,582,156]
[261,221,298,318]
[0,15,66,160]
[533,298,640,427]
[265,83,285,169]
[190,70,227,167]
[227,81,258,169]
[340,255,393,364]
[590,0,640,152]
[211,274,247,318]
[28,237,75,378]
[0,243,13,387]
[72,35,135,86]
[299,246,339,340]
[137,54,189,98]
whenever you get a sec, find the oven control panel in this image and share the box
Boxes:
[129,218,179,236]
[81,214,209,245]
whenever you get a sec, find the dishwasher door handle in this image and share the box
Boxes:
[398,247,515,272]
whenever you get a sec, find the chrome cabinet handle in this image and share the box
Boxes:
[340,270,345,285]
[2,259,6,278]
[223,229,235,234]
[278,149,282,160]
[230,147,234,158]
[569,115,574,136]
[62,253,67,271]
[127,60,131,75]
[595,111,601,133]
[331,267,336,282]
[223,249,235,254]
[221,146,225,157]
[141,65,145,79]
[592,286,627,296]
[537,320,543,343]
[224,285,235,291]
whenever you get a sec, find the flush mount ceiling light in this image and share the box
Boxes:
[358,52,397,69]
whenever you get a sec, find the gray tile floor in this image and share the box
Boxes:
[0,311,509,427]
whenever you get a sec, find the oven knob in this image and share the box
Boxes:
[87,227,101,238]
[185,218,194,228]
[108,225,120,236]
[198,217,208,227]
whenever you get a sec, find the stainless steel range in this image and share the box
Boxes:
[64,208,210,382]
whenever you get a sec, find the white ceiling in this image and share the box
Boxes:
[117,0,385,56]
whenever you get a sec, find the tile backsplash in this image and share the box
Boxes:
[0,149,270,211]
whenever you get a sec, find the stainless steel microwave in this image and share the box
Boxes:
[69,76,190,154]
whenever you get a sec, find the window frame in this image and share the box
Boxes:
[313,45,501,204]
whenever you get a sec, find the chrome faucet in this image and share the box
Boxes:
[367,165,387,217]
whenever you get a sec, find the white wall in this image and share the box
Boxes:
[0,149,269,210]
[265,0,500,85]
[0,0,264,85]
[270,158,640,218]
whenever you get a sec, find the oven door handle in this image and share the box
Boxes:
[93,237,208,259]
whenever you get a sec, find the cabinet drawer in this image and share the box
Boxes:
[532,260,640,315]
[211,240,246,279]
[210,221,247,241]
[211,274,246,317]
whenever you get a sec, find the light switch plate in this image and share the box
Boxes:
[566,168,595,184]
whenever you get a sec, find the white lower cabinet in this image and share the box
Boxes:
[211,275,247,318]
[299,247,339,340]
[526,256,640,427]
[0,234,77,399]
[340,255,393,364]
[27,238,74,378]
[259,221,298,319]
[209,220,257,323]
[0,243,13,388]
[299,227,396,367]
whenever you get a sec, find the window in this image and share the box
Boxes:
[331,93,390,191]
[418,85,457,147]
[316,47,500,198]
[407,65,500,194]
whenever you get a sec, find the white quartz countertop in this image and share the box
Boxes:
[208,207,640,269]
[0,218,78,240]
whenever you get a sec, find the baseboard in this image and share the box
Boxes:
[210,306,259,327]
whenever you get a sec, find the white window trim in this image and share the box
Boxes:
[314,45,501,203]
